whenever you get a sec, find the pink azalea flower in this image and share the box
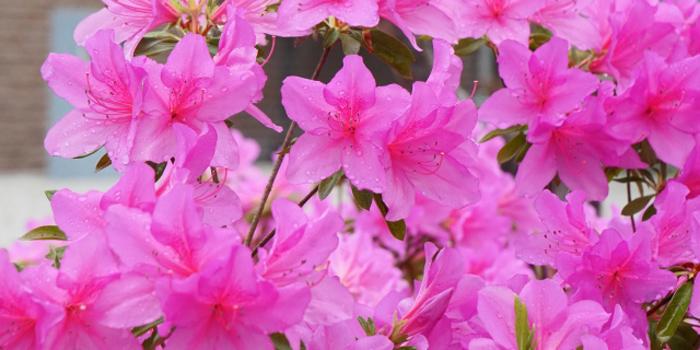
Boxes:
[214,5,283,133]
[42,29,147,172]
[556,228,677,313]
[588,0,677,90]
[105,184,238,278]
[134,33,258,169]
[258,198,343,286]
[516,93,644,200]
[154,124,243,227]
[610,51,700,167]
[304,319,394,350]
[156,244,309,350]
[479,37,599,134]
[378,243,464,341]
[282,55,410,192]
[218,0,310,44]
[529,0,602,50]
[378,0,458,50]
[383,82,480,221]
[474,279,609,349]
[677,136,700,198]
[456,0,546,45]
[0,249,42,349]
[21,234,160,349]
[649,181,700,266]
[73,0,178,57]
[276,0,379,32]
[516,190,598,266]
[329,230,409,307]
[579,305,646,350]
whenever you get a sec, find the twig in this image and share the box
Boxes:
[243,47,332,247]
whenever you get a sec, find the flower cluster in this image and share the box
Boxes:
[5,0,700,349]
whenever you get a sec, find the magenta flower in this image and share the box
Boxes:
[329,230,409,307]
[556,228,677,313]
[515,92,644,200]
[479,37,599,133]
[517,190,598,266]
[378,0,458,50]
[21,234,161,349]
[381,243,464,340]
[610,52,700,167]
[383,82,480,220]
[455,0,545,45]
[134,33,258,169]
[474,279,609,349]
[156,244,309,350]
[42,29,147,172]
[282,55,410,192]
[649,181,700,266]
[0,250,41,349]
[530,0,602,50]
[73,0,178,57]
[589,1,677,90]
[277,0,379,32]
[258,198,344,286]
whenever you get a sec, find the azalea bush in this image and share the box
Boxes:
[4,0,700,348]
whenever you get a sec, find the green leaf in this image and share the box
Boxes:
[621,195,655,216]
[146,161,168,182]
[95,153,112,173]
[515,295,530,350]
[339,33,361,55]
[656,282,694,344]
[605,167,622,182]
[351,184,373,210]
[45,245,66,268]
[45,190,57,201]
[642,203,657,221]
[395,347,418,350]
[133,35,179,58]
[323,26,340,48]
[20,225,68,241]
[479,124,528,143]
[453,37,487,56]
[72,147,102,159]
[132,317,164,337]
[270,333,294,350]
[529,24,553,50]
[357,316,376,336]
[640,139,658,165]
[515,142,532,163]
[365,30,415,79]
[497,133,528,164]
[373,193,406,240]
[318,170,344,200]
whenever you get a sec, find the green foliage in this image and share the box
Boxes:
[621,195,655,216]
[373,193,407,240]
[479,125,528,143]
[20,225,68,241]
[45,245,67,269]
[497,133,529,164]
[351,184,373,210]
[656,282,694,344]
[453,37,487,57]
[318,169,344,200]
[362,30,415,79]
[515,295,537,350]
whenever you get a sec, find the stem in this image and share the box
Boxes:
[626,170,637,232]
[243,46,332,247]
[251,185,319,257]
